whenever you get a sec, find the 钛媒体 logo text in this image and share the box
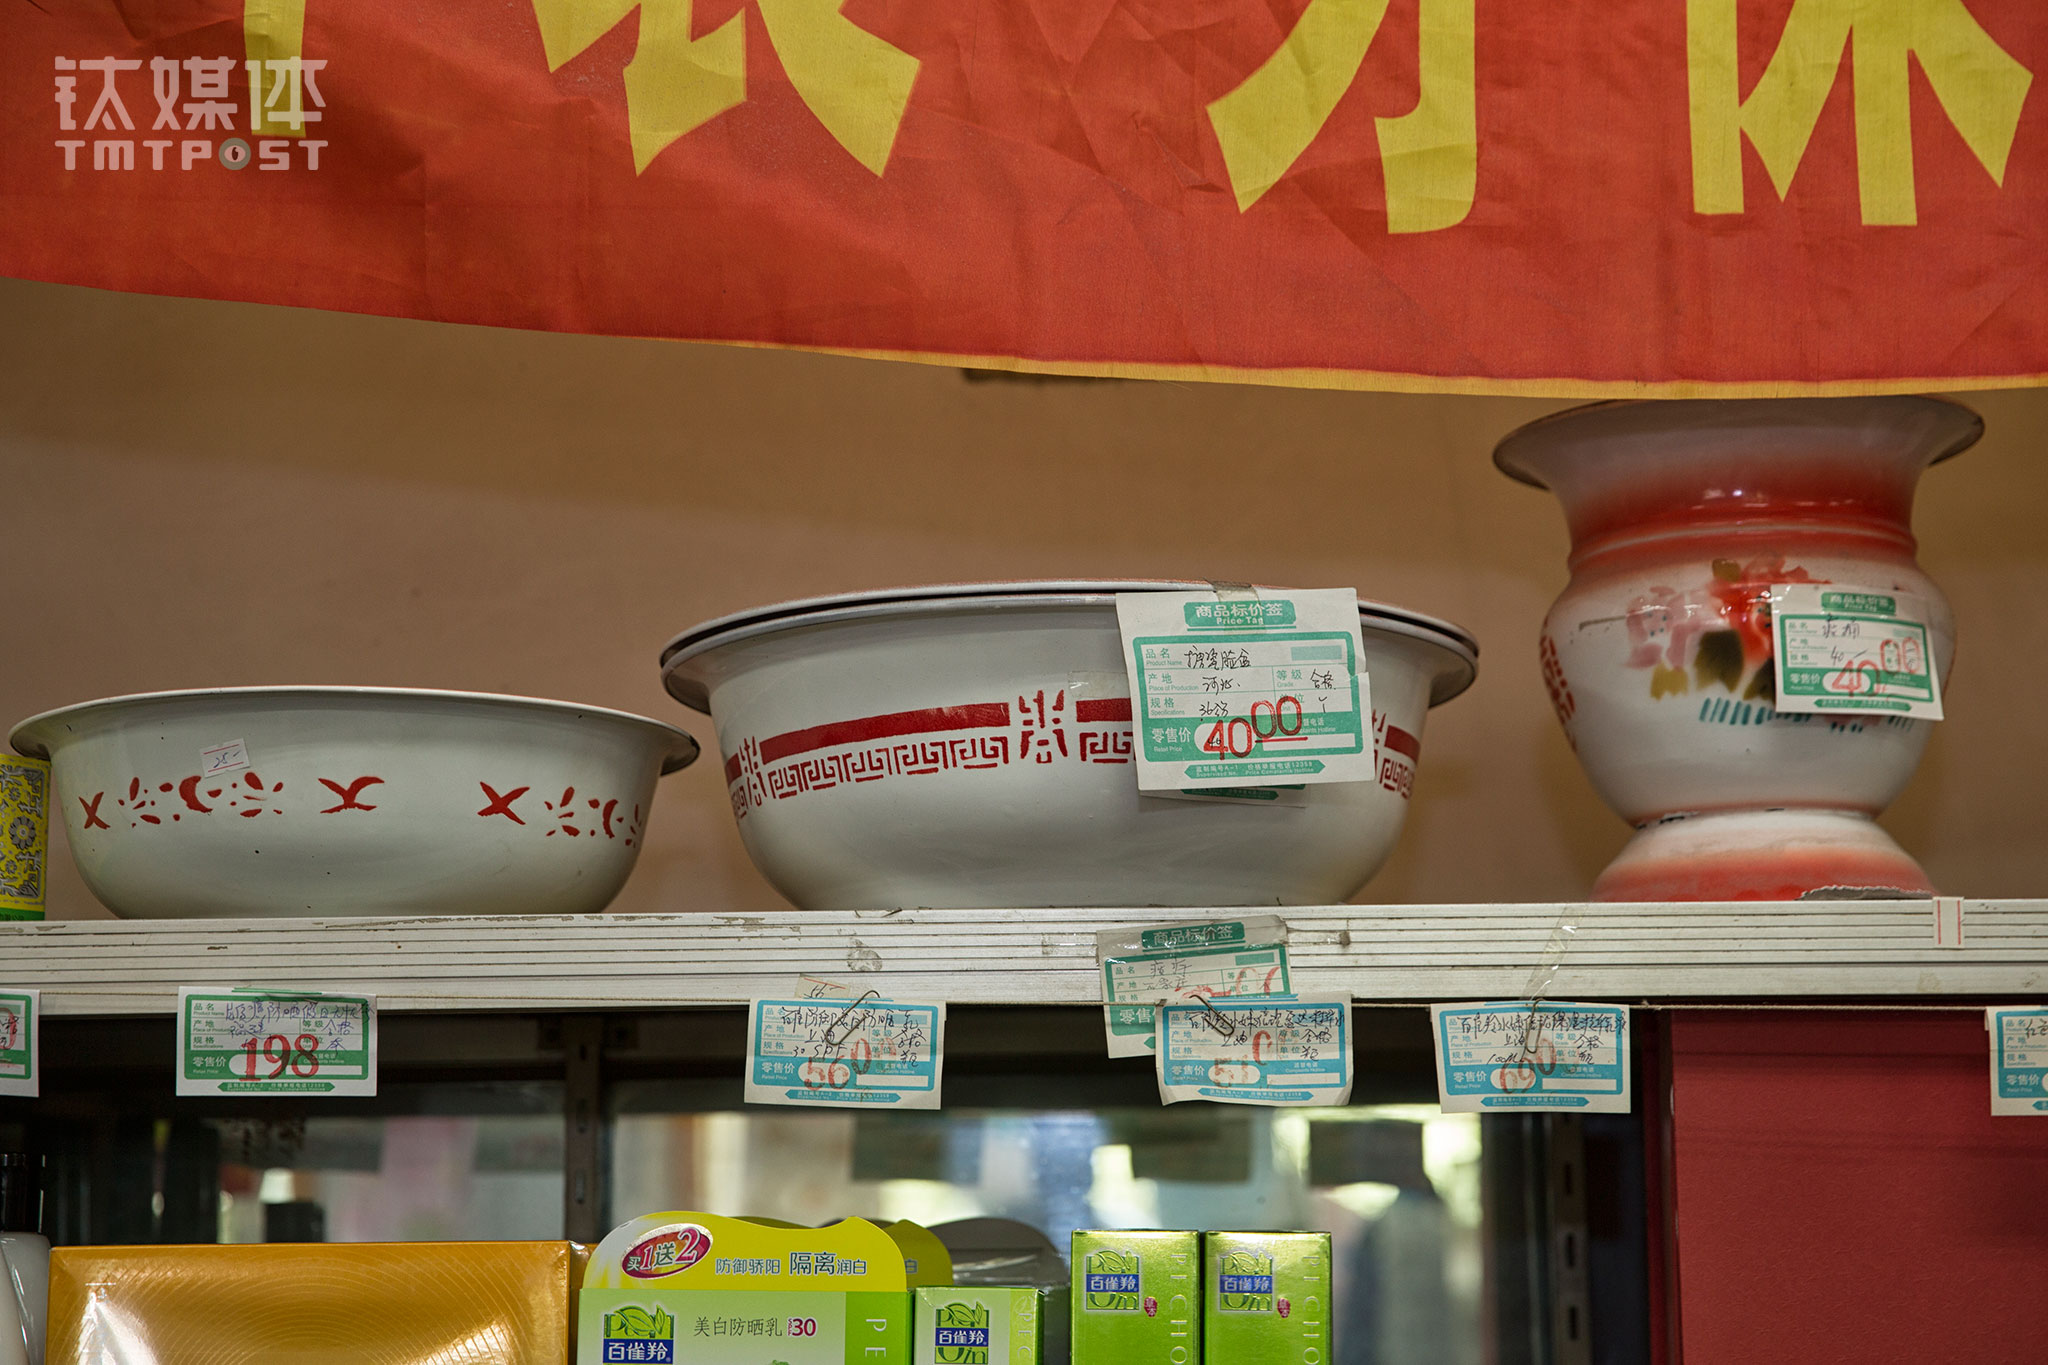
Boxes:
[53,53,328,172]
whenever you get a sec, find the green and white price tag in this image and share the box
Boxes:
[1432,1002,1632,1113]
[1116,588,1373,791]
[1156,994,1353,1107]
[745,996,946,1110]
[176,987,377,1097]
[0,988,37,1098]
[1770,585,1943,719]
[1988,1006,2048,1116]
[1097,917,1291,1058]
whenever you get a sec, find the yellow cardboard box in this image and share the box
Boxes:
[48,1240,579,1364]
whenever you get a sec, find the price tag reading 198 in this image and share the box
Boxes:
[176,987,378,1097]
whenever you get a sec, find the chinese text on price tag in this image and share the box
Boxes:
[1988,1006,2048,1116]
[1116,589,1372,790]
[1770,587,1943,719]
[0,989,36,1098]
[1098,918,1291,1058]
[177,988,377,1097]
[1157,995,1352,1106]
[1432,1002,1631,1113]
[745,997,945,1110]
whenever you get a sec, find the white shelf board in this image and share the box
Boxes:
[3,900,2044,1015]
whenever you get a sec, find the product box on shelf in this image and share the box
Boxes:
[886,1219,956,1288]
[915,1285,1044,1364]
[578,1211,915,1364]
[45,1240,580,1363]
[1201,1231,1331,1364]
[1069,1229,1198,1364]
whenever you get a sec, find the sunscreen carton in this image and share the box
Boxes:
[886,1220,956,1288]
[1068,1230,1197,1364]
[579,1211,914,1363]
[915,1285,1043,1364]
[1201,1231,1331,1365]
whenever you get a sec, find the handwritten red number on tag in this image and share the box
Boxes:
[1250,697,1305,737]
[240,1036,294,1079]
[1201,719,1258,758]
[801,1057,853,1090]
[1496,1062,1539,1092]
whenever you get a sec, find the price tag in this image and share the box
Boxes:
[794,974,856,1000]
[1156,994,1352,1106]
[201,738,252,775]
[1770,586,1943,719]
[1987,1006,2048,1116]
[1431,1002,1631,1113]
[745,997,945,1110]
[0,988,37,1098]
[1097,917,1291,1058]
[176,987,377,1096]
[1116,589,1373,791]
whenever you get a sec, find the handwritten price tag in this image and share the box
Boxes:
[0,988,37,1098]
[1098,917,1291,1058]
[745,997,945,1110]
[200,739,251,775]
[1431,1002,1631,1113]
[1988,1006,2048,1116]
[1770,585,1944,719]
[1116,589,1374,791]
[176,987,377,1097]
[1156,995,1352,1106]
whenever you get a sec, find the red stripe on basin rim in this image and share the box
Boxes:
[1384,724,1422,761]
[1075,697,1131,722]
[757,702,1013,765]
[723,753,743,784]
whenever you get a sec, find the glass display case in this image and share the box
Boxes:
[2,1004,1654,1364]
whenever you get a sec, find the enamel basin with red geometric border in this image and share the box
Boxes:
[661,583,1476,911]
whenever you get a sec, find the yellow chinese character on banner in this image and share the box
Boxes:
[1688,0,2033,225]
[1206,0,1475,232]
[531,0,919,175]
[245,0,315,136]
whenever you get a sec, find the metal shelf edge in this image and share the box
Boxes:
[4,900,2042,1014]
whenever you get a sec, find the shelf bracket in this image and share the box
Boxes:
[561,1014,605,1244]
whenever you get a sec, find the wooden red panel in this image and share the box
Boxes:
[1669,1010,2048,1364]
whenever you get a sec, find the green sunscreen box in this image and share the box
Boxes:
[1202,1231,1331,1365]
[915,1286,1043,1364]
[576,1211,916,1363]
[1070,1230,1198,1365]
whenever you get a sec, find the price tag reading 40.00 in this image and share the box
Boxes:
[1770,586,1944,720]
[1116,589,1373,791]
[177,988,377,1097]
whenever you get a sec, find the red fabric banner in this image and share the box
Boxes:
[1,0,2042,395]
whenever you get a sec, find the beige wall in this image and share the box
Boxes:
[2,275,2043,919]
